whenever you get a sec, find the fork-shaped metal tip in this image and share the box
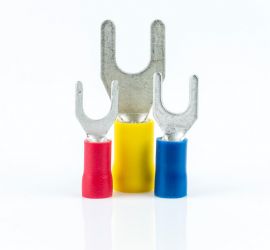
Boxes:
[101,20,165,122]
[76,80,119,141]
[153,73,198,141]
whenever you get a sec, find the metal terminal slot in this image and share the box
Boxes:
[75,80,119,142]
[101,20,165,123]
[153,73,198,141]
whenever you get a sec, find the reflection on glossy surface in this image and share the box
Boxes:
[155,198,187,250]
[112,193,155,250]
[82,198,112,250]
[82,194,187,250]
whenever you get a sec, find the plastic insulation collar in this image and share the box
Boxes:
[155,138,187,198]
[113,120,154,193]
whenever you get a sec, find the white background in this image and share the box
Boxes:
[0,0,270,249]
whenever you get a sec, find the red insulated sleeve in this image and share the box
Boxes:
[82,140,112,198]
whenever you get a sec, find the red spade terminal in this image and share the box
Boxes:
[75,81,119,199]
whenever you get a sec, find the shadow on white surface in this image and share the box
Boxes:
[82,193,187,250]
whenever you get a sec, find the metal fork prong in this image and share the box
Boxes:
[101,20,116,66]
[151,20,165,65]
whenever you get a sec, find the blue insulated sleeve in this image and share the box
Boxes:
[155,138,187,198]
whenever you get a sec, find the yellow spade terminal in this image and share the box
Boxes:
[101,20,165,192]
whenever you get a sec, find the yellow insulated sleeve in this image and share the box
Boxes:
[113,120,155,193]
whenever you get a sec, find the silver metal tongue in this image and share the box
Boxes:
[101,20,165,123]
[153,73,198,141]
[75,80,119,142]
